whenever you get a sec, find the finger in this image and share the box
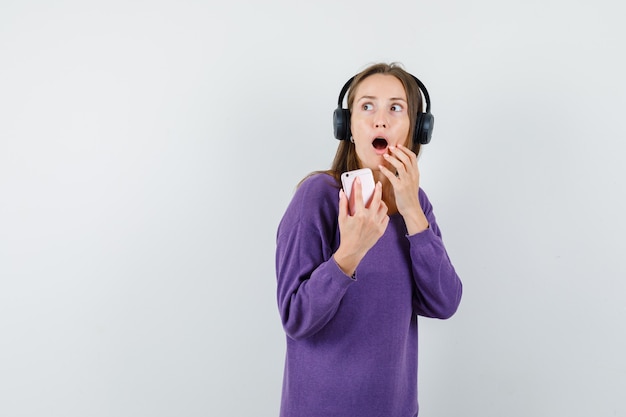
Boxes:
[351,177,365,211]
[396,144,417,162]
[377,198,388,219]
[378,164,400,184]
[376,199,390,227]
[368,181,384,208]
[388,145,413,170]
[382,152,404,174]
[338,188,348,220]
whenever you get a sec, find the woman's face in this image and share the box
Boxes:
[350,73,411,172]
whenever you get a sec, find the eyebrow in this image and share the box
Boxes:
[357,95,407,102]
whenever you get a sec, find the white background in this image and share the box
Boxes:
[1,1,625,416]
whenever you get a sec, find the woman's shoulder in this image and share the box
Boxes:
[292,172,340,212]
[278,172,340,234]
[297,171,340,197]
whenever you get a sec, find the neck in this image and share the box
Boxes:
[373,172,398,214]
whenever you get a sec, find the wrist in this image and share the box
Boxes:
[333,248,362,277]
[403,210,429,235]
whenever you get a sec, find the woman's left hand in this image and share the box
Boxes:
[379,144,429,234]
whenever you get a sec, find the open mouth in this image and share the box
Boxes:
[372,137,388,150]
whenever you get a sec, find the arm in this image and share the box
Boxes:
[275,176,355,340]
[276,219,355,340]
[275,175,389,339]
[379,144,462,318]
[408,191,463,319]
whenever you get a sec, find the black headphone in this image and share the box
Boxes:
[332,73,434,145]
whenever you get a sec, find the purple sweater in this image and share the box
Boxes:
[275,173,462,417]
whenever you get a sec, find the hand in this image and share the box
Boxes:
[379,144,429,234]
[334,178,389,276]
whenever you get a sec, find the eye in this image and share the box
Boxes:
[390,103,404,112]
[362,103,374,111]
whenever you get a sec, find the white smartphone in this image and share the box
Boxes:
[341,168,376,208]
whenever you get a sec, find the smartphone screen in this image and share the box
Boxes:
[341,168,375,208]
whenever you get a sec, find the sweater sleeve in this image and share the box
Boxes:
[275,176,355,340]
[408,189,463,319]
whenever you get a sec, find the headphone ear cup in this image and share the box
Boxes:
[414,112,434,145]
[333,108,351,141]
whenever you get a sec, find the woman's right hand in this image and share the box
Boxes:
[333,178,389,277]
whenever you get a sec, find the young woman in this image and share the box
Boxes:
[275,62,462,417]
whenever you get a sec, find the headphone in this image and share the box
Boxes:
[333,73,434,145]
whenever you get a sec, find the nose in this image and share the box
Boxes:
[374,110,388,128]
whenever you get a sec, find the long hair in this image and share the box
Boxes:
[301,62,424,187]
